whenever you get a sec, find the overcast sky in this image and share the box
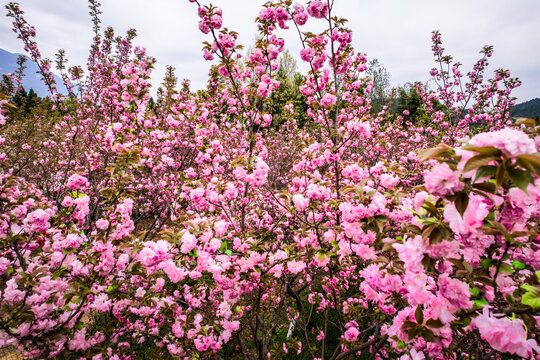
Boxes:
[1,0,539,102]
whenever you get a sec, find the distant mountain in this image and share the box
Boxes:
[0,48,67,97]
[510,98,540,120]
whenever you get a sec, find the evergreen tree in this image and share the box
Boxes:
[266,50,309,128]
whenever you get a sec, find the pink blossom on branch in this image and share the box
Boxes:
[424,162,463,197]
[473,308,540,358]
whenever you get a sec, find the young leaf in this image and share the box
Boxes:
[521,285,540,309]
[516,154,540,177]
[418,145,453,162]
[454,192,469,217]
[415,305,424,325]
[472,181,497,194]
[463,154,499,173]
[480,259,492,269]
[461,145,501,156]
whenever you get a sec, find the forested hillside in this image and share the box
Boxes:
[510,97,540,120]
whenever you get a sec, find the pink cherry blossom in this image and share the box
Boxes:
[444,194,489,234]
[292,193,310,212]
[66,174,89,191]
[343,326,359,342]
[320,93,337,107]
[424,162,463,197]
[22,208,51,233]
[473,308,540,358]
[469,128,536,156]
[300,48,315,62]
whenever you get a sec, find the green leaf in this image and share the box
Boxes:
[474,165,498,181]
[71,191,87,199]
[508,168,533,193]
[516,155,540,177]
[480,259,492,269]
[521,285,538,293]
[470,287,479,297]
[220,241,228,252]
[418,145,453,162]
[512,260,526,270]
[521,285,540,309]
[462,145,502,156]
[463,154,499,173]
[473,297,489,308]
[422,328,436,342]
[500,262,513,274]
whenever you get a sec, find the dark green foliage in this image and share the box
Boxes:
[11,87,27,109]
[25,88,39,112]
[147,96,156,112]
[394,84,425,121]
[389,83,447,126]
[267,71,310,128]
[261,49,310,128]
[156,65,179,109]
[9,87,46,117]
[0,73,16,96]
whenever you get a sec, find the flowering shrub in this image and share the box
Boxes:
[0,1,539,359]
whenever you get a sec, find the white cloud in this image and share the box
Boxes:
[1,0,538,101]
